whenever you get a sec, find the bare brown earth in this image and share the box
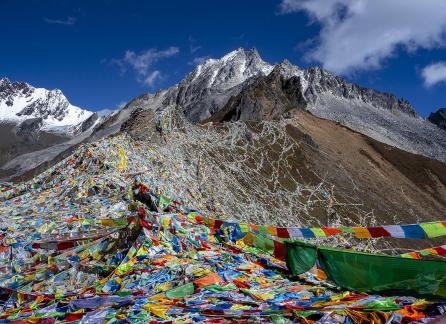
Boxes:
[242,111,446,251]
[287,110,446,225]
[197,68,446,240]
[121,106,446,229]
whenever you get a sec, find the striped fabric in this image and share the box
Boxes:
[400,245,446,259]
[196,214,446,240]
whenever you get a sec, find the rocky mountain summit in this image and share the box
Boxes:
[162,48,274,121]
[168,48,417,120]
[157,48,417,122]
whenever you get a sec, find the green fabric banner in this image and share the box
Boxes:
[285,241,317,276]
[285,241,446,299]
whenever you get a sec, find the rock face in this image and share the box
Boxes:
[205,66,307,122]
[79,113,99,133]
[161,49,417,122]
[299,66,416,116]
[429,108,446,131]
[14,117,44,142]
[160,49,417,123]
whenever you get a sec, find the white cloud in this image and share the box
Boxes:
[123,47,179,77]
[188,36,201,54]
[421,62,446,87]
[188,56,210,66]
[280,0,446,74]
[44,17,77,25]
[96,108,116,117]
[110,47,179,87]
[143,70,162,87]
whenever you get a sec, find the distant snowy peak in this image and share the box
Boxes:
[0,77,93,133]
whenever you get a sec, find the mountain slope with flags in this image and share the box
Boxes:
[0,123,445,322]
[0,49,446,322]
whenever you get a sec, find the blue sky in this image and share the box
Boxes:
[1,0,446,116]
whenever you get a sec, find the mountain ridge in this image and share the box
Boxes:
[97,48,444,162]
[160,48,418,122]
[1,48,445,180]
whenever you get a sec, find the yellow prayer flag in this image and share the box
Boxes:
[118,147,128,171]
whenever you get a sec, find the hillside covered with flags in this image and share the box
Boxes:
[0,121,445,322]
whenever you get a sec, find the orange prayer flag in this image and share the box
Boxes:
[194,272,223,287]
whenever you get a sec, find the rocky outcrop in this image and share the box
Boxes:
[161,48,273,122]
[79,113,99,133]
[206,67,307,122]
[14,117,44,142]
[0,78,32,105]
[428,108,446,131]
[300,67,416,116]
[157,50,418,124]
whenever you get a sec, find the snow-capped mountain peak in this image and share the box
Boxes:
[0,78,93,133]
[189,47,273,90]
[160,48,274,121]
[276,59,304,79]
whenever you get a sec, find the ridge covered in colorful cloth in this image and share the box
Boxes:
[0,135,444,323]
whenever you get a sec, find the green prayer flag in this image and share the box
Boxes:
[420,222,446,238]
[166,282,194,299]
[205,282,236,292]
